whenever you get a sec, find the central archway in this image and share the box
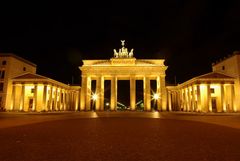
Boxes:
[79,41,167,111]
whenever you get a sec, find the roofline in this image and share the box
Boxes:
[212,51,240,66]
[12,72,71,88]
[178,72,235,88]
[0,53,37,67]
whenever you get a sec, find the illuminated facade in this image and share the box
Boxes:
[1,45,239,113]
[80,40,168,111]
[0,53,80,112]
[168,51,240,112]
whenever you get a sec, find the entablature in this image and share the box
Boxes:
[80,66,167,75]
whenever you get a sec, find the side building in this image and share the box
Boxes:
[168,51,240,112]
[0,53,80,112]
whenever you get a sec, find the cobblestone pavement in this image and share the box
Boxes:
[0,112,240,161]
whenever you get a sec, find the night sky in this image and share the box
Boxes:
[0,1,239,85]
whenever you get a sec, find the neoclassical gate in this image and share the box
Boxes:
[79,41,168,111]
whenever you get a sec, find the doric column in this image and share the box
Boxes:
[43,84,47,111]
[75,92,79,111]
[156,76,161,110]
[49,85,53,111]
[187,87,191,111]
[231,84,236,112]
[221,84,226,112]
[110,76,117,110]
[130,76,136,110]
[160,76,167,111]
[182,89,186,110]
[96,77,101,110]
[185,88,188,111]
[20,83,25,111]
[58,88,62,110]
[171,91,176,111]
[65,91,68,110]
[80,76,87,111]
[33,84,38,111]
[69,92,72,110]
[54,87,58,111]
[10,83,16,111]
[69,92,73,110]
[179,90,183,111]
[196,85,201,112]
[168,91,172,111]
[100,76,104,110]
[144,77,151,111]
[86,77,92,111]
[207,84,211,112]
[63,90,66,110]
[177,90,181,111]
[191,86,195,112]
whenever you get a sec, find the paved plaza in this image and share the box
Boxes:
[1,112,240,161]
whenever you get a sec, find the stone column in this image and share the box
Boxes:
[156,76,161,110]
[110,76,117,111]
[196,85,201,112]
[207,84,211,112]
[231,84,236,112]
[86,77,92,111]
[185,88,188,111]
[160,76,167,111]
[188,87,191,111]
[68,90,73,111]
[65,91,69,110]
[179,90,183,111]
[47,85,52,111]
[172,91,176,111]
[54,87,58,111]
[63,90,66,110]
[10,84,16,111]
[168,91,172,111]
[191,86,195,112]
[58,89,62,110]
[20,83,25,111]
[130,76,136,110]
[182,89,185,111]
[80,76,87,111]
[100,76,105,110]
[43,84,47,111]
[75,92,79,111]
[144,77,151,111]
[221,84,226,112]
[33,84,38,111]
[178,90,181,111]
[96,77,101,111]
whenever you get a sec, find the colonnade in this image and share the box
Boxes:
[168,83,236,112]
[10,83,79,112]
[80,75,167,111]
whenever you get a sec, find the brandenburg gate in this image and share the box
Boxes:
[79,40,168,111]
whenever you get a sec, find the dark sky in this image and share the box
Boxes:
[0,1,239,85]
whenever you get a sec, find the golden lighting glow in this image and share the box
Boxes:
[106,102,110,106]
[91,112,98,118]
[92,93,98,101]
[152,111,161,118]
[153,93,160,100]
